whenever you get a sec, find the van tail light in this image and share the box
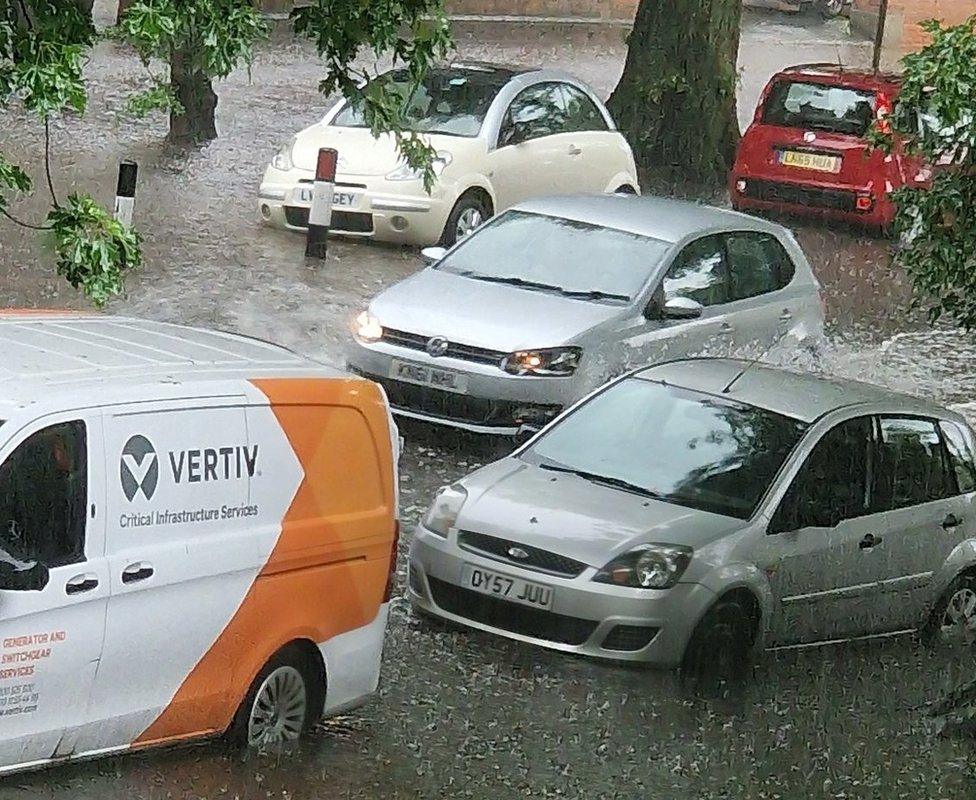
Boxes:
[383,520,400,603]
[856,193,874,212]
[876,93,893,135]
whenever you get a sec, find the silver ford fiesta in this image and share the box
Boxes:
[408,358,976,670]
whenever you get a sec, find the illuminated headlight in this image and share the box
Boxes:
[502,347,581,377]
[422,485,467,537]
[386,151,453,181]
[593,544,693,590]
[352,310,383,343]
[271,141,294,171]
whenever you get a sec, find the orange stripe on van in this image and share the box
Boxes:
[133,377,396,745]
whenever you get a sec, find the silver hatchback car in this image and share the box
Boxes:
[408,359,976,670]
[346,196,825,435]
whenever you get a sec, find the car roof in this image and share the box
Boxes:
[635,358,955,424]
[0,312,343,405]
[775,63,902,90]
[446,61,539,78]
[511,194,788,244]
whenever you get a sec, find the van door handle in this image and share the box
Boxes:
[942,514,963,530]
[779,310,793,323]
[568,145,582,156]
[859,533,883,550]
[122,563,154,584]
[65,574,99,595]
[720,322,734,334]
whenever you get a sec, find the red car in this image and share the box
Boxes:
[730,64,930,230]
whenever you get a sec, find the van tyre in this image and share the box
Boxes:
[230,646,319,749]
[680,599,754,695]
[923,575,976,647]
[441,193,491,247]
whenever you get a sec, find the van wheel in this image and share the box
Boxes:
[614,185,638,195]
[441,193,491,247]
[816,0,845,18]
[680,599,754,695]
[923,575,976,647]
[230,647,316,748]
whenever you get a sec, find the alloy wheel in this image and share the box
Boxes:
[939,587,976,641]
[455,207,484,240]
[246,665,308,748]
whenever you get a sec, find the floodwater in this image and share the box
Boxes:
[1,4,975,799]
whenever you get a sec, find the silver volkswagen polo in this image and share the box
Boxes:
[408,359,976,671]
[346,196,825,436]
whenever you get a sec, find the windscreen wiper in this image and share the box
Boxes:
[559,289,630,302]
[537,461,664,500]
[464,274,565,293]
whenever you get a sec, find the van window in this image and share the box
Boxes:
[0,421,87,568]
[873,417,953,510]
[940,421,976,494]
[762,80,876,137]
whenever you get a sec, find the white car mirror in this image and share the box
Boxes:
[662,296,704,320]
[421,246,447,266]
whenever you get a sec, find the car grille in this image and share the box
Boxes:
[427,577,598,646]
[352,371,562,429]
[381,328,506,367]
[601,625,660,652]
[458,531,587,578]
[283,206,374,233]
[741,179,857,212]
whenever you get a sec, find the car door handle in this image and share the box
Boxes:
[859,533,883,550]
[122,563,154,584]
[65,574,99,595]
[720,322,734,333]
[942,514,963,530]
[779,310,793,323]
[568,145,582,156]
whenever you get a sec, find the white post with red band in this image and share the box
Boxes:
[305,148,338,259]
[113,161,138,227]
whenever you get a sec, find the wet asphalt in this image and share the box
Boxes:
[1,4,976,798]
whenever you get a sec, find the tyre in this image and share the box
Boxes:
[816,0,845,18]
[229,646,320,749]
[614,185,638,195]
[923,574,976,647]
[441,193,491,247]
[680,599,755,695]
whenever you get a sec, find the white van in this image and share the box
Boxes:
[0,312,399,774]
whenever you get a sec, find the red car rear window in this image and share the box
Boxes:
[762,80,877,137]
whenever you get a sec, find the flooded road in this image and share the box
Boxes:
[1,4,975,798]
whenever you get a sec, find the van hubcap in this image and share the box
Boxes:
[456,208,484,239]
[940,588,976,640]
[247,665,307,747]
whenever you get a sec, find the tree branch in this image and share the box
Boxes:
[44,119,59,207]
[1,208,53,231]
[15,0,34,31]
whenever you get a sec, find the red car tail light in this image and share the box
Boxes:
[856,193,874,211]
[383,520,400,603]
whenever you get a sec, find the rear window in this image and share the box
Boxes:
[762,80,877,137]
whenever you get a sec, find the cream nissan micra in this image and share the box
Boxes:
[258,62,640,246]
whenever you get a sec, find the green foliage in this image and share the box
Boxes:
[0,154,33,212]
[883,15,976,329]
[47,194,141,308]
[124,81,184,117]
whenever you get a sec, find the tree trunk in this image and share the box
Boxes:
[607,0,742,187]
[116,0,134,24]
[168,44,218,144]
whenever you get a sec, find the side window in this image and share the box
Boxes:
[501,83,567,145]
[940,421,976,494]
[663,235,730,307]
[0,421,87,568]
[725,232,796,302]
[559,84,608,132]
[873,417,954,510]
[771,417,873,532]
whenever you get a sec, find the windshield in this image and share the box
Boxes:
[331,68,508,137]
[435,211,669,303]
[524,377,808,519]
[762,80,877,137]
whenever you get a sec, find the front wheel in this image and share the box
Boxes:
[441,194,491,247]
[816,0,846,18]
[923,575,976,647]
[680,599,755,695]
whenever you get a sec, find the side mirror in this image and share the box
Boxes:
[662,296,704,320]
[515,423,541,444]
[0,560,49,592]
[421,246,447,266]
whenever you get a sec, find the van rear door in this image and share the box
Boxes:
[0,413,108,771]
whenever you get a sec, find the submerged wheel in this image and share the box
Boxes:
[680,599,755,694]
[923,575,976,646]
[816,0,845,18]
[230,647,317,749]
[441,193,492,247]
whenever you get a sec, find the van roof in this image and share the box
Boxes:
[0,313,343,403]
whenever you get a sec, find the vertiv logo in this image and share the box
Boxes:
[120,435,159,503]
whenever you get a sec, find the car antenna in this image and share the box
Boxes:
[721,327,792,395]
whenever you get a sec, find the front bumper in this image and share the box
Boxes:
[407,524,716,667]
[258,167,451,245]
[345,339,581,435]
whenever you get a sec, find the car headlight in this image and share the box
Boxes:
[386,151,453,181]
[271,141,294,171]
[502,347,582,377]
[422,485,467,537]
[353,310,383,343]
[593,544,693,590]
